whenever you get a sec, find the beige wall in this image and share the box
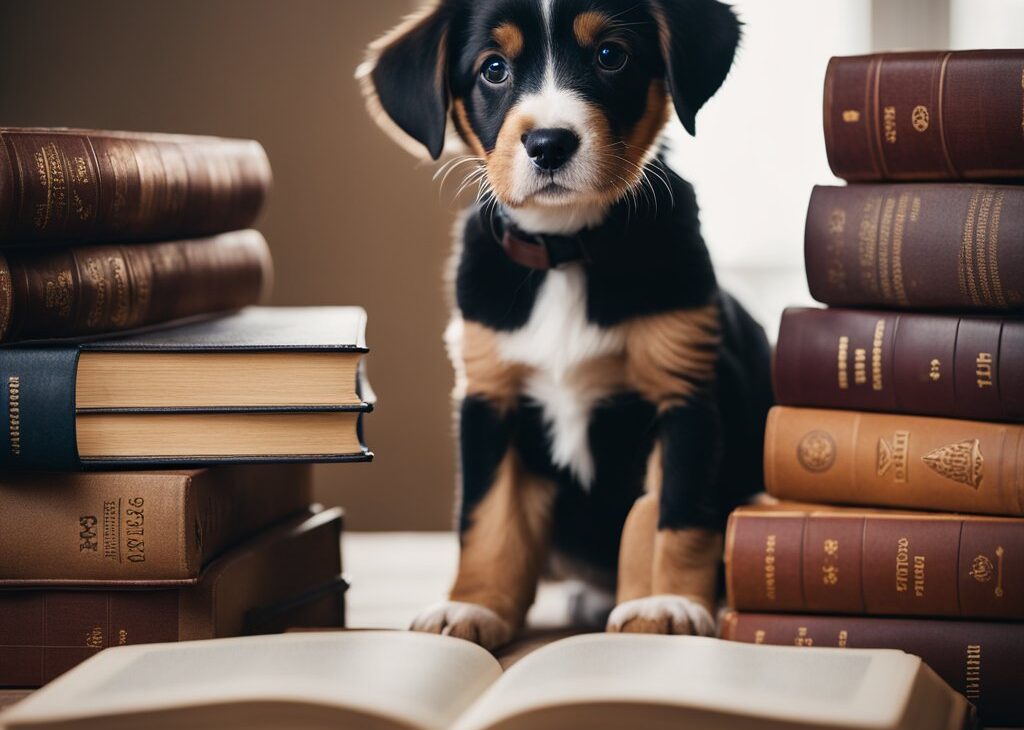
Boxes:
[0,0,458,530]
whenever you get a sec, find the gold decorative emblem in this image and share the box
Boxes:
[912,105,930,132]
[922,439,983,488]
[797,430,836,473]
[44,270,73,317]
[970,554,993,583]
[842,109,861,123]
[877,431,910,482]
[969,547,1004,598]
[929,359,941,382]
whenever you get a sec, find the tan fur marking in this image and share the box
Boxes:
[626,81,671,160]
[616,491,658,603]
[625,304,721,408]
[651,528,723,614]
[492,22,524,59]
[573,11,610,46]
[453,99,487,158]
[460,321,530,412]
[450,450,556,627]
[488,109,535,206]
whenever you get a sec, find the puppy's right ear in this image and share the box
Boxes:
[358,1,454,160]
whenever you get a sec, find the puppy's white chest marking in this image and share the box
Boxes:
[497,264,625,486]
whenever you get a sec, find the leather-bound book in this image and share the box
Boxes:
[725,503,1024,619]
[0,306,373,470]
[763,406,1024,516]
[0,128,270,245]
[0,463,312,586]
[721,611,1023,727]
[805,183,1024,311]
[0,506,346,688]
[0,230,272,344]
[824,50,1024,182]
[774,308,1024,423]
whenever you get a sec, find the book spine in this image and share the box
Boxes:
[763,406,1024,516]
[824,51,1024,182]
[774,308,1024,423]
[725,505,1024,618]
[720,611,1024,727]
[0,130,271,244]
[0,230,271,343]
[0,590,180,687]
[805,183,1024,310]
[0,464,313,584]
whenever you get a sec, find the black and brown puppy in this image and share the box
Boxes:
[360,0,772,648]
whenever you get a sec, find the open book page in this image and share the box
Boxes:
[452,634,958,730]
[0,632,502,730]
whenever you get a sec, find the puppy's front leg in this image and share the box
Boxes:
[412,321,553,650]
[608,400,723,637]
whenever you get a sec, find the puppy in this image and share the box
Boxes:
[360,0,772,649]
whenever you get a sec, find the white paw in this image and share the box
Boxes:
[606,595,716,637]
[410,601,514,650]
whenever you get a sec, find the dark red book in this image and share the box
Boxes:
[824,50,1024,182]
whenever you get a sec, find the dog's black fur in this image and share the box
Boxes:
[362,0,773,646]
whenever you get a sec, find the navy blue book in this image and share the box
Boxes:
[0,307,373,470]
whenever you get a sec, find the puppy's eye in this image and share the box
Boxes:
[481,56,510,84]
[596,42,628,71]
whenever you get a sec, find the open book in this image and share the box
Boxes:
[0,632,970,730]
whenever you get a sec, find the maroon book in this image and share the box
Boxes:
[805,183,1024,311]
[824,50,1024,182]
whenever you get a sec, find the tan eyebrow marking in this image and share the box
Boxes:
[573,10,611,46]
[492,22,524,59]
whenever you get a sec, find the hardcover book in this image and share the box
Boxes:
[763,406,1024,516]
[725,503,1023,619]
[824,50,1024,182]
[0,506,345,687]
[721,612,1021,726]
[0,306,373,470]
[0,463,313,585]
[0,632,970,730]
[774,308,1024,424]
[804,183,1024,311]
[0,128,271,245]
[0,230,272,344]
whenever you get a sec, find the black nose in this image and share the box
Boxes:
[522,128,580,171]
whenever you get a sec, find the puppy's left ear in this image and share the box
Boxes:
[651,0,741,136]
[357,1,454,160]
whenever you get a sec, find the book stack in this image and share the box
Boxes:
[718,51,1024,727]
[0,128,373,687]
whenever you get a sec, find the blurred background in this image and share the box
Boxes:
[2,0,1021,530]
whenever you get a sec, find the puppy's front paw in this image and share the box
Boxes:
[410,601,514,650]
[606,595,716,637]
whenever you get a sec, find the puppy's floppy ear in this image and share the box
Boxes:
[650,0,741,136]
[357,1,454,160]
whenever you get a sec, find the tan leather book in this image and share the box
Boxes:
[764,406,1024,516]
[725,503,1023,620]
[0,463,312,586]
[0,633,971,730]
[0,506,344,688]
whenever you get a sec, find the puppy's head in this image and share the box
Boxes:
[359,0,739,218]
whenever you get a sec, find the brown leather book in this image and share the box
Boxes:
[0,506,345,688]
[721,611,1023,727]
[824,51,1024,182]
[764,406,1024,516]
[0,128,270,245]
[725,503,1023,620]
[805,183,1024,310]
[0,463,312,586]
[0,230,272,343]
[774,308,1024,423]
